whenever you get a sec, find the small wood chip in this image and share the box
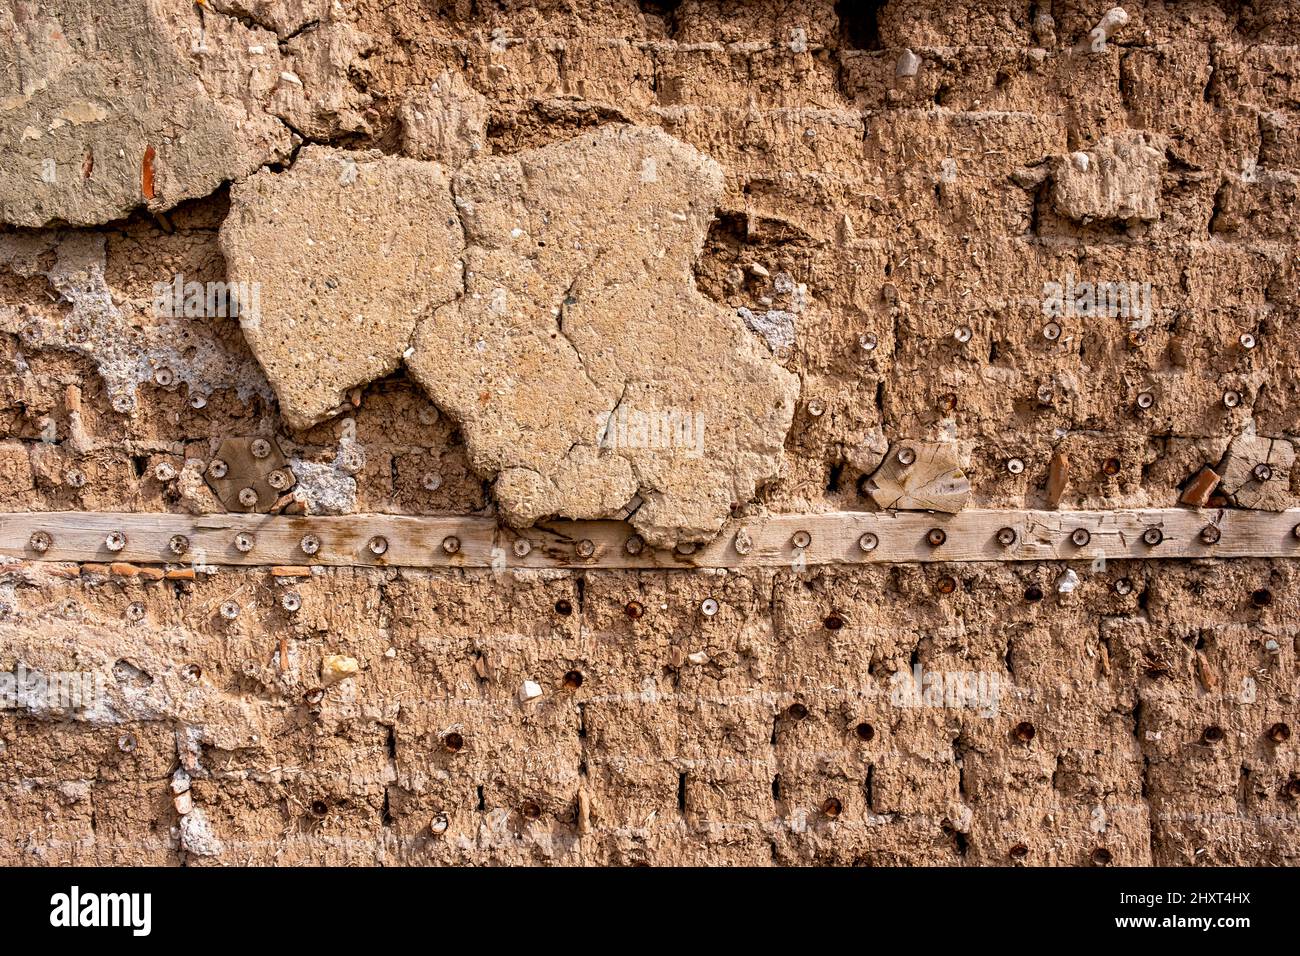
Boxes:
[271,565,313,577]
[1179,466,1221,508]
[1046,451,1069,508]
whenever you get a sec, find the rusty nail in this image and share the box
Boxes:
[234,532,255,553]
[996,527,1017,547]
[926,528,946,547]
[625,600,644,620]
[1101,457,1121,476]
[300,534,320,555]
[442,536,461,554]
[105,531,127,552]
[936,575,957,595]
[29,531,51,553]
[858,532,878,552]
[1071,528,1091,547]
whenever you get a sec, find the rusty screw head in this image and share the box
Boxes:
[926,528,946,547]
[936,575,957,595]
[996,527,1017,547]
[1253,463,1273,482]
[1198,524,1221,545]
[267,469,292,491]
[1014,721,1036,743]
[625,601,644,620]
[700,598,719,617]
[442,536,461,555]
[897,446,917,466]
[233,532,255,553]
[858,532,879,552]
[207,459,228,479]
[1267,722,1291,744]
[1070,528,1091,547]
[105,531,127,552]
[1136,391,1155,410]
[513,538,532,557]
[792,530,812,549]
[1142,527,1163,546]
[1101,457,1121,476]
[576,539,595,558]
[368,535,388,556]
[237,487,259,508]
[300,534,320,555]
[250,438,272,459]
[281,592,301,613]
[29,531,51,554]
[625,535,644,556]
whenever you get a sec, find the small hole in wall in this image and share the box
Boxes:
[823,613,844,631]
[1251,588,1273,608]
[520,800,541,821]
[1014,721,1036,743]
[563,670,584,689]
[1267,723,1291,743]
[786,703,809,721]
[1024,584,1044,602]
[443,732,464,753]
[1091,847,1113,866]
[821,797,842,818]
[1202,725,1225,744]
[855,722,875,742]
[1285,779,1300,798]
[1009,843,1029,860]
[310,800,328,818]
[554,598,573,616]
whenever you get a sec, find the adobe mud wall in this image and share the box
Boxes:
[0,0,1297,865]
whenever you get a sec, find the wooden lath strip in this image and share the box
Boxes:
[3,509,1299,570]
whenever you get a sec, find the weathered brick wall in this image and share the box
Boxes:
[0,0,1297,865]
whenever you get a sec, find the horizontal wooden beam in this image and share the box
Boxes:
[2,509,1299,571]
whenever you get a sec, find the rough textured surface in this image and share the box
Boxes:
[1,0,1300,867]
[406,124,798,547]
[220,146,462,430]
